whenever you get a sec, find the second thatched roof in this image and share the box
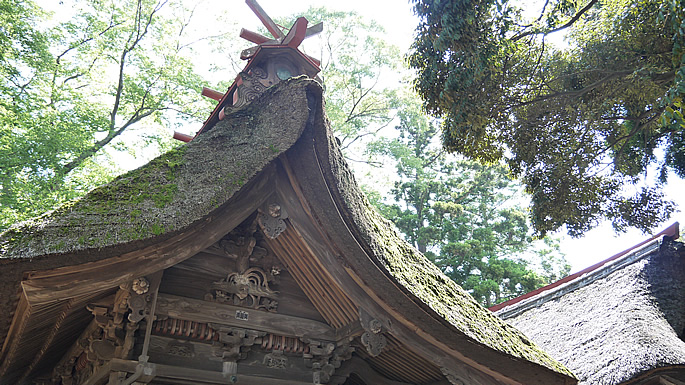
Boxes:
[495,226,685,384]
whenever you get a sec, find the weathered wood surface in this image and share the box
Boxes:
[0,290,112,383]
[331,356,413,385]
[273,157,513,385]
[147,335,313,384]
[155,293,336,341]
[109,358,314,385]
[160,246,326,322]
[265,227,358,329]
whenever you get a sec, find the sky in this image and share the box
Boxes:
[229,0,418,52]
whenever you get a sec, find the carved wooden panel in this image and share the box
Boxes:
[201,222,282,312]
[230,53,313,110]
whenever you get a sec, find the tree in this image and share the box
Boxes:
[0,0,231,230]
[409,0,685,236]
[366,94,570,306]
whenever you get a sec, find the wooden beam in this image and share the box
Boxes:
[661,376,685,385]
[240,28,274,45]
[139,271,163,361]
[201,87,224,101]
[173,131,193,143]
[282,17,308,48]
[273,158,516,385]
[241,22,321,47]
[0,295,31,377]
[17,298,75,383]
[241,45,260,60]
[109,358,313,385]
[331,356,413,385]
[81,360,113,385]
[305,22,323,38]
[245,0,284,39]
[335,320,364,341]
[155,293,336,340]
[20,165,278,305]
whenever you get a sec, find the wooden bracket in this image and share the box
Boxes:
[359,308,387,357]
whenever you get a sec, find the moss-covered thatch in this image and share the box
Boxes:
[0,78,315,347]
[0,78,312,261]
[498,237,685,384]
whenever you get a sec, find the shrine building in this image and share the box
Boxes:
[0,2,576,384]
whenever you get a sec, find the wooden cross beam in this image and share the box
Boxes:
[179,0,325,142]
[239,0,323,61]
[282,17,308,48]
[246,0,284,39]
[239,22,323,47]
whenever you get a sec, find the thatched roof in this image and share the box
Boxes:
[0,78,574,384]
[496,227,685,385]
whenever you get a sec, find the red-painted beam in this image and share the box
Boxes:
[201,87,224,102]
[173,131,194,142]
[282,17,308,48]
[245,0,284,39]
[239,28,273,45]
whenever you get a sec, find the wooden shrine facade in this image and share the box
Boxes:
[0,79,576,385]
[0,1,577,382]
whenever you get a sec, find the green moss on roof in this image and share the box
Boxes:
[0,78,316,260]
[320,121,575,378]
[370,208,572,376]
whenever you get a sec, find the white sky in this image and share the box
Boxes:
[229,0,418,52]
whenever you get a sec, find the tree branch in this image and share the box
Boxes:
[514,70,633,108]
[511,0,601,42]
[60,108,159,175]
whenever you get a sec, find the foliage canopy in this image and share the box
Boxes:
[367,93,570,306]
[0,0,229,230]
[409,0,685,236]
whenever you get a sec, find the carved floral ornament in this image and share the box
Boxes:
[131,277,150,295]
[205,221,281,311]
[258,203,288,239]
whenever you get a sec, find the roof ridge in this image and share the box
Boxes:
[490,222,680,314]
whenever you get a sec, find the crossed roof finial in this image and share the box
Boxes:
[174,0,323,142]
[239,0,323,65]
